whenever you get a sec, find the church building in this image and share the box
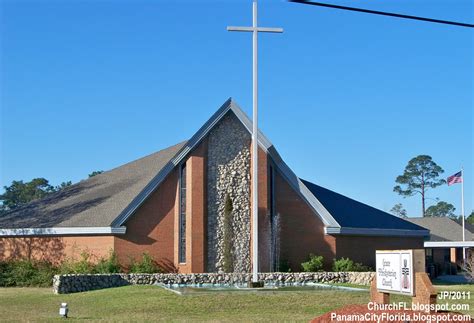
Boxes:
[0,99,429,272]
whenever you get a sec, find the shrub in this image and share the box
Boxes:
[59,251,95,274]
[301,254,324,272]
[332,257,372,272]
[0,249,124,287]
[332,257,354,272]
[4,260,37,286]
[59,250,122,274]
[0,260,57,287]
[129,253,161,273]
[352,262,372,272]
[29,261,58,286]
[95,251,121,274]
[0,262,9,286]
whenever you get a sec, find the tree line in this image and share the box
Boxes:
[0,171,103,215]
[1,155,472,222]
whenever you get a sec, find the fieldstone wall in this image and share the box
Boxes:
[53,272,375,294]
[206,112,251,273]
[53,274,129,294]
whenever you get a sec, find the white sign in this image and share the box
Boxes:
[376,250,413,296]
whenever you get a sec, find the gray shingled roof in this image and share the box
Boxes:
[0,142,186,228]
[407,217,473,242]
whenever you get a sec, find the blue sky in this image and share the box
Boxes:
[1,0,472,218]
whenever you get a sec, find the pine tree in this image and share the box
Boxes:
[393,155,445,217]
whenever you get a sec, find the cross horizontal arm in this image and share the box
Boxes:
[257,27,284,33]
[227,26,284,33]
[227,26,254,32]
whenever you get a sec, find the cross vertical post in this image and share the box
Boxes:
[227,0,283,283]
[461,167,465,261]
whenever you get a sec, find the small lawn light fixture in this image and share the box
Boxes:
[59,303,68,318]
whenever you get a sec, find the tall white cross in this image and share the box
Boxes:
[227,0,283,283]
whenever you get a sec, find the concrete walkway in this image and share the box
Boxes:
[436,274,472,284]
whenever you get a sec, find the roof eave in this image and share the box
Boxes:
[424,241,474,248]
[0,226,127,237]
[325,227,430,237]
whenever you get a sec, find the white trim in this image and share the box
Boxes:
[97,98,428,238]
[325,227,430,237]
[107,98,430,237]
[112,98,342,230]
[0,227,127,236]
[232,100,340,228]
[424,241,474,248]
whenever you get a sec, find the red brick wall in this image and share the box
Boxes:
[335,236,424,268]
[272,167,425,271]
[188,141,207,273]
[114,169,178,272]
[0,136,426,274]
[175,140,207,273]
[115,139,207,274]
[274,171,336,271]
[0,235,114,265]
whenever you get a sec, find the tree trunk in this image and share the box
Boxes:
[422,191,425,217]
[421,173,425,217]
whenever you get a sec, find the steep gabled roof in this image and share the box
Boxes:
[110,98,340,229]
[0,98,430,238]
[0,142,186,232]
[301,180,429,237]
[0,98,340,236]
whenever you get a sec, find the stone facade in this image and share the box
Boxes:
[206,112,251,273]
[53,272,376,294]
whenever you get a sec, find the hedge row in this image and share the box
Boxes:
[301,254,372,272]
[0,251,163,287]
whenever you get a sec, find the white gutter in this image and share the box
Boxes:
[325,227,430,237]
[0,227,127,236]
[424,241,474,248]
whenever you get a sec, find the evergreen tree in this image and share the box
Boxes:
[222,194,234,273]
[425,201,456,217]
[390,203,408,218]
[393,155,445,217]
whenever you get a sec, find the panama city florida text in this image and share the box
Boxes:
[330,311,471,322]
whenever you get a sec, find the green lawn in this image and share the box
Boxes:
[0,284,472,322]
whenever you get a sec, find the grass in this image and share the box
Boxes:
[0,284,472,322]
[327,282,370,289]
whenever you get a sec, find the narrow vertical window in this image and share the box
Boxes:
[269,165,279,272]
[269,166,274,218]
[179,163,187,263]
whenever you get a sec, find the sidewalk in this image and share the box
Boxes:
[436,275,472,284]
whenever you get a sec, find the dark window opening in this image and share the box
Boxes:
[179,163,187,263]
[269,165,279,272]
